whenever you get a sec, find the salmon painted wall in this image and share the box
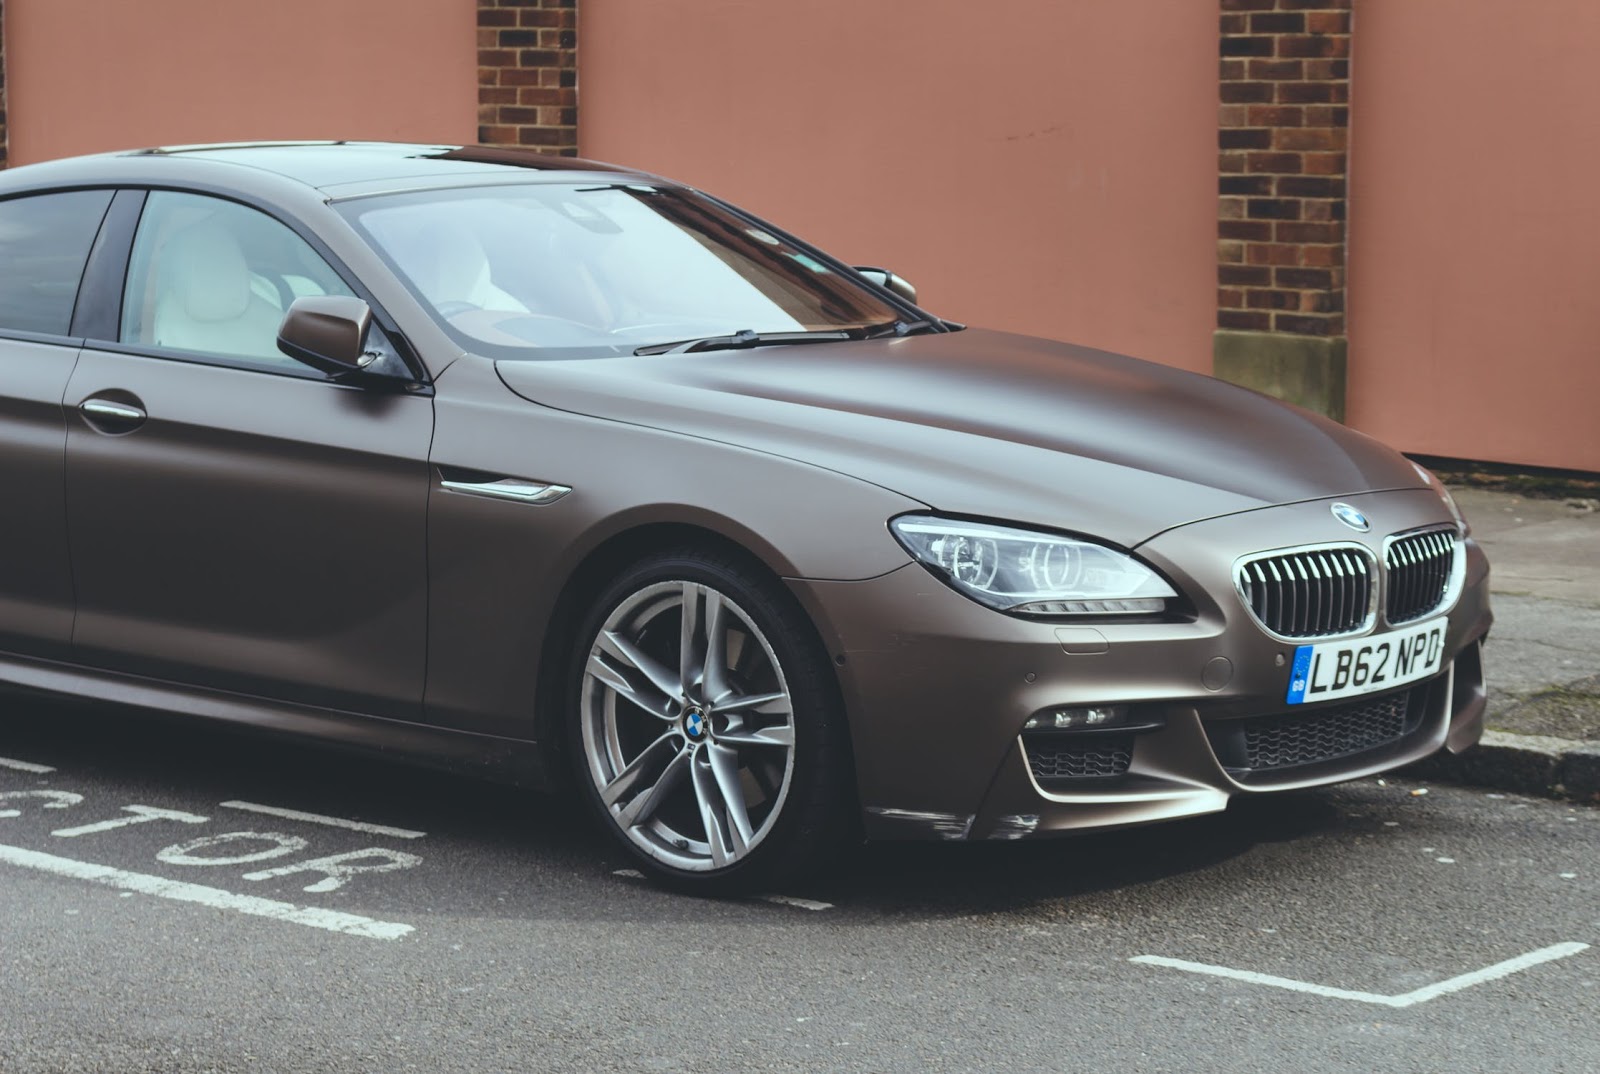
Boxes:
[578,0,1218,373]
[4,0,476,166]
[1349,1,1600,471]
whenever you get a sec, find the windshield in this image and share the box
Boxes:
[335,182,904,359]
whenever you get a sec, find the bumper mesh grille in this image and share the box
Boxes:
[1242,692,1409,771]
[1236,546,1373,639]
[1386,528,1457,624]
[1025,735,1134,783]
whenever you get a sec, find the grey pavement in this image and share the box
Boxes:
[1419,486,1600,798]
[1,700,1597,1074]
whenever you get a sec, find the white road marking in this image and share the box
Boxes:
[0,843,411,940]
[1132,943,1590,1007]
[0,756,55,774]
[612,869,644,879]
[760,895,834,912]
[242,848,422,893]
[157,832,308,866]
[220,800,425,839]
[53,805,209,838]
[0,790,83,818]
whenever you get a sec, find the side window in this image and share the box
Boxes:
[121,191,355,368]
[0,190,115,337]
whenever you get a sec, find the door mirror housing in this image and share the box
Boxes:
[854,266,918,306]
[277,295,378,377]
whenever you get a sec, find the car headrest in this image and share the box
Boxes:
[163,220,252,322]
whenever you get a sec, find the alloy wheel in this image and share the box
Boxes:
[579,580,797,873]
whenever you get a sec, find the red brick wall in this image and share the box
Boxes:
[1217,0,1350,337]
[477,0,577,154]
[1,0,9,169]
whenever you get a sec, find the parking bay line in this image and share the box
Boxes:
[1131,942,1590,1007]
[0,843,413,941]
[220,800,426,839]
[0,756,56,774]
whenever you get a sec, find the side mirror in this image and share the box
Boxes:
[277,295,377,377]
[854,265,918,306]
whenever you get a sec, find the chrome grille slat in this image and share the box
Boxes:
[1235,544,1374,639]
[1385,527,1458,624]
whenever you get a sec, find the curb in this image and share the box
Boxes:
[1411,730,1600,803]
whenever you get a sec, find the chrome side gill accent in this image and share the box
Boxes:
[1233,542,1378,642]
[438,475,572,505]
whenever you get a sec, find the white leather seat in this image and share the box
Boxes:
[407,225,528,312]
[150,220,287,361]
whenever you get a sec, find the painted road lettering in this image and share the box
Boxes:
[242,848,423,893]
[0,790,84,817]
[0,844,412,940]
[157,831,310,866]
[1,766,424,936]
[53,805,209,837]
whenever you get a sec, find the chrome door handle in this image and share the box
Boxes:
[438,475,572,505]
[78,397,148,432]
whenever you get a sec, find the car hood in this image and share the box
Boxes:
[495,328,1423,547]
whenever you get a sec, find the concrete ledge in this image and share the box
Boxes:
[1409,730,1600,803]
[1213,330,1347,421]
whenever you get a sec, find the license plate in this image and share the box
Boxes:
[1285,615,1447,705]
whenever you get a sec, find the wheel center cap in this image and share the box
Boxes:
[683,707,707,741]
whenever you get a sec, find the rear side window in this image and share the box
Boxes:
[0,190,115,337]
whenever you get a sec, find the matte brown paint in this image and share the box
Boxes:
[0,145,1490,843]
[0,339,81,660]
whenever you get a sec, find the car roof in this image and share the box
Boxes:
[0,141,654,200]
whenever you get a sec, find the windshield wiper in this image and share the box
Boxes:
[864,319,939,338]
[634,329,853,356]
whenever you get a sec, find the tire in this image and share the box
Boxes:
[568,546,851,893]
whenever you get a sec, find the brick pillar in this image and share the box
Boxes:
[1214,0,1350,419]
[1,0,9,170]
[477,0,578,155]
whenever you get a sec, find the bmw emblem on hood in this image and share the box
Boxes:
[1331,502,1371,532]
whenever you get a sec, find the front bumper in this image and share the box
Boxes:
[787,489,1492,842]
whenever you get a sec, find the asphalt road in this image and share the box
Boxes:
[1,696,1596,1074]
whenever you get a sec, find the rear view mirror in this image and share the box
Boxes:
[277,295,376,377]
[854,266,918,306]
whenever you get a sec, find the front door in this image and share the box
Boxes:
[0,189,115,660]
[63,191,432,719]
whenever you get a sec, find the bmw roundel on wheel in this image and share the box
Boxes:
[0,142,1491,891]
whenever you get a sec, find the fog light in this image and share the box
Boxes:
[1024,704,1131,731]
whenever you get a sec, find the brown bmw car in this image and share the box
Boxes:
[0,142,1489,891]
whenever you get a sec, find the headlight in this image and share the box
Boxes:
[889,515,1178,616]
[1412,462,1470,535]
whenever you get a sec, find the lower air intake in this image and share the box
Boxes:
[1243,691,1410,771]
[1025,734,1134,785]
